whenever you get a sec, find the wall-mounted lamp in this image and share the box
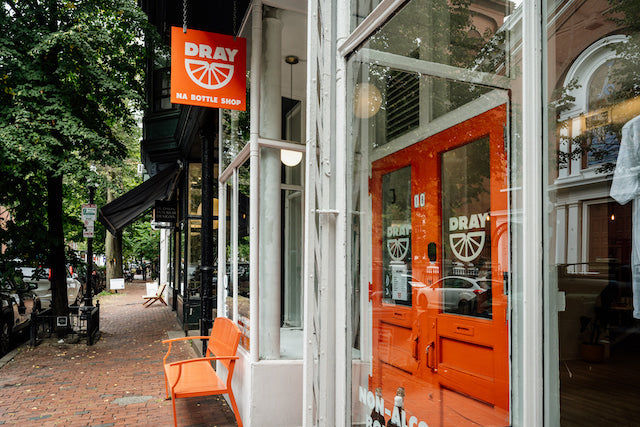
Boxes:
[354,82,382,118]
[281,149,303,167]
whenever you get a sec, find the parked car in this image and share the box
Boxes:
[0,272,40,356]
[19,266,82,308]
[412,275,492,316]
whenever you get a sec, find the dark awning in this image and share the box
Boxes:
[98,162,182,235]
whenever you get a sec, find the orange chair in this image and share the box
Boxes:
[162,317,243,427]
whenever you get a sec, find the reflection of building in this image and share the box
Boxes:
[100,0,640,425]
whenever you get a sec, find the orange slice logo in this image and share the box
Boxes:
[185,59,234,90]
[449,231,485,262]
[387,237,410,262]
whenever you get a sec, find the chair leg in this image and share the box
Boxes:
[171,391,178,427]
[164,374,169,400]
[227,391,243,427]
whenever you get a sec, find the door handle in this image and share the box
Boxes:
[425,342,434,370]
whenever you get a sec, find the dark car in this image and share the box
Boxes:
[0,272,41,356]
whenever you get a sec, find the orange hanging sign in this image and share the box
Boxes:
[171,27,246,111]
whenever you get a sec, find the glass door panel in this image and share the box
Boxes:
[369,104,509,426]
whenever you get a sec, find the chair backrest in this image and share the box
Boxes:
[145,282,158,296]
[156,283,167,296]
[207,317,241,371]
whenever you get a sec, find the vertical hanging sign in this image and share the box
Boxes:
[171,27,246,111]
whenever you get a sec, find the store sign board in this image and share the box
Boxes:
[171,27,246,111]
[110,278,125,290]
[154,200,177,223]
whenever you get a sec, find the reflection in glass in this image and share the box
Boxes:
[347,0,518,425]
[237,162,251,350]
[547,0,640,424]
[441,139,492,318]
[188,164,202,216]
[224,180,233,321]
[187,219,201,298]
[382,166,412,306]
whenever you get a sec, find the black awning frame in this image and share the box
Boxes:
[98,162,182,235]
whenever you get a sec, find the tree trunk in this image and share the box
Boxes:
[105,183,123,289]
[47,170,69,336]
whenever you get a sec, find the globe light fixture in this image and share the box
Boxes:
[281,149,303,167]
[353,82,382,118]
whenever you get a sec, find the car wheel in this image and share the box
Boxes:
[0,320,10,357]
[458,300,469,314]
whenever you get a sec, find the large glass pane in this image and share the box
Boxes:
[347,0,521,425]
[351,0,383,31]
[238,161,251,350]
[281,157,304,359]
[545,0,640,423]
[224,180,233,321]
[186,219,201,298]
[188,163,202,216]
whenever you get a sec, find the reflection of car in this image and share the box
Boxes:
[225,263,249,297]
[0,276,41,356]
[19,267,82,308]
[412,275,492,316]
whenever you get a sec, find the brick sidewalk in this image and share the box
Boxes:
[0,282,238,427]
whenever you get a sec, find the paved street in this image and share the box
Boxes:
[0,281,238,427]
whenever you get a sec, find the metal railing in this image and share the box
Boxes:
[30,302,100,347]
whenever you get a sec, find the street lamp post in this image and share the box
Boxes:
[84,184,95,307]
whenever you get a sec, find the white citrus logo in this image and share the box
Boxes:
[387,237,410,262]
[448,213,488,262]
[184,42,238,90]
[449,231,485,262]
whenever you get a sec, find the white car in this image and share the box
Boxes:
[19,267,82,309]
[412,275,492,317]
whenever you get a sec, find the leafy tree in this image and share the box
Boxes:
[122,212,159,269]
[0,0,156,324]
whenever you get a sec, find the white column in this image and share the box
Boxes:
[160,229,169,286]
[555,204,567,264]
[259,6,282,359]
[566,202,582,265]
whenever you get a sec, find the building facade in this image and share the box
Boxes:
[139,0,640,425]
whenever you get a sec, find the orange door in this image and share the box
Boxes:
[370,104,509,423]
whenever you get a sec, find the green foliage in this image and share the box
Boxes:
[0,0,156,265]
[122,212,159,264]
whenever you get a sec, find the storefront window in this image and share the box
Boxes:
[282,154,304,358]
[351,0,383,31]
[188,164,202,216]
[546,1,640,423]
[186,219,201,298]
[237,161,250,350]
[347,0,520,425]
[224,179,233,321]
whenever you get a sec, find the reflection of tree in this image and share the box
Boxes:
[441,139,490,211]
[553,2,640,175]
[221,76,250,169]
[359,0,509,144]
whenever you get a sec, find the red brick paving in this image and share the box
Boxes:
[0,281,238,427]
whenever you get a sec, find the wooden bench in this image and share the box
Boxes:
[162,317,243,427]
